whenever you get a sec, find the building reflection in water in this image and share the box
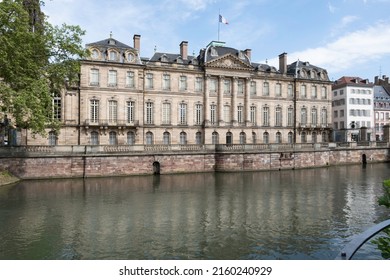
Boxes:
[0,163,389,260]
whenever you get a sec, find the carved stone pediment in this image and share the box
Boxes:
[205,54,253,70]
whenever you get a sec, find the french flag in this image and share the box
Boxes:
[219,14,228,24]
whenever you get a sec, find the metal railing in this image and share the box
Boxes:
[335,219,390,260]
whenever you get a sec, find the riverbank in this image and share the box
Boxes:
[0,171,20,186]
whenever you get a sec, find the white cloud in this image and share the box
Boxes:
[328,2,337,13]
[268,21,390,76]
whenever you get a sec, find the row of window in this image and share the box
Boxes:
[375,112,390,120]
[88,100,328,127]
[79,130,328,146]
[333,121,372,130]
[88,69,328,99]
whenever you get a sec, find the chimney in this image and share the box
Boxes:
[279,52,287,74]
[133,34,141,52]
[244,49,251,61]
[180,41,188,60]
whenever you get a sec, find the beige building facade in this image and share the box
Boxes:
[23,35,333,146]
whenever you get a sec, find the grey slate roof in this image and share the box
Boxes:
[86,38,134,50]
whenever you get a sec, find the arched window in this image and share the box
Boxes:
[109,131,117,145]
[195,132,202,145]
[48,131,57,146]
[180,132,187,145]
[226,132,233,145]
[288,132,293,144]
[91,131,99,145]
[239,132,246,144]
[163,131,170,145]
[301,107,307,126]
[263,132,269,144]
[146,132,154,145]
[322,132,327,143]
[301,132,307,143]
[252,132,257,144]
[312,132,317,143]
[212,132,219,144]
[127,131,135,145]
[276,132,282,144]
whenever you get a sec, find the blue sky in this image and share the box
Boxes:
[43,0,390,81]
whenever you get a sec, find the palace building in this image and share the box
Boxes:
[23,34,333,146]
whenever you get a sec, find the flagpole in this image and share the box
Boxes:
[218,9,220,41]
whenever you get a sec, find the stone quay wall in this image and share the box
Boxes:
[0,143,388,179]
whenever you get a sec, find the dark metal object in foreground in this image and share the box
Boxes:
[336,219,390,260]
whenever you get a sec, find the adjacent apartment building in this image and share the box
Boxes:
[374,75,390,140]
[23,35,333,146]
[332,76,374,142]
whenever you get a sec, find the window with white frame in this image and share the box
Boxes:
[237,105,243,124]
[321,86,327,99]
[108,100,118,123]
[195,104,203,125]
[250,81,256,95]
[288,84,293,97]
[163,74,171,90]
[90,99,99,123]
[146,132,153,145]
[146,73,153,89]
[237,79,244,95]
[275,83,282,97]
[210,104,217,124]
[179,75,187,91]
[263,82,269,96]
[321,108,327,125]
[224,105,230,123]
[146,102,154,124]
[195,77,203,92]
[275,106,282,127]
[126,71,135,88]
[224,79,231,94]
[209,78,217,93]
[212,132,219,144]
[90,69,99,86]
[250,106,256,125]
[179,103,187,125]
[300,85,307,98]
[311,85,317,99]
[287,107,293,127]
[48,131,57,146]
[52,93,61,121]
[108,70,117,86]
[126,101,135,123]
[301,107,307,125]
[162,102,171,125]
[263,132,269,144]
[262,106,269,126]
[311,107,318,126]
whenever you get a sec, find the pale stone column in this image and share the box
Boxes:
[204,75,210,126]
[218,76,224,126]
[245,78,251,126]
[232,77,238,126]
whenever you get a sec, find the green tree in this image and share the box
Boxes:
[372,179,390,259]
[0,0,86,135]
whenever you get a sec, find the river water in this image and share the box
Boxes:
[0,163,389,260]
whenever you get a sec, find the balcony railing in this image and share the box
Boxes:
[84,119,139,127]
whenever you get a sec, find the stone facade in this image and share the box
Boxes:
[1,146,388,179]
[22,35,333,146]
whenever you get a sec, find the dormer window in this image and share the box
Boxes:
[109,51,117,61]
[91,49,100,59]
[127,52,135,62]
[238,52,245,60]
[210,47,218,57]
[176,56,183,63]
[160,54,168,62]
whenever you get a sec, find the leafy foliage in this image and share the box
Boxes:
[372,179,390,259]
[0,0,86,135]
